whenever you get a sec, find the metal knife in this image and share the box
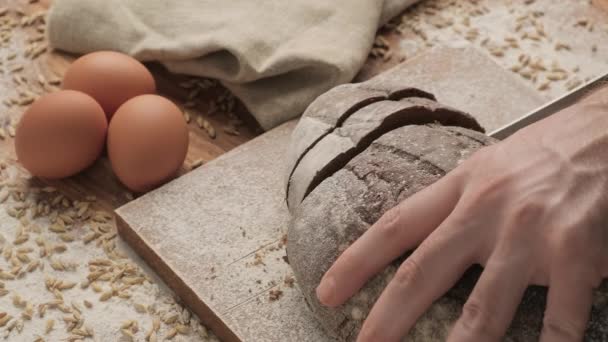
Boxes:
[490,71,608,139]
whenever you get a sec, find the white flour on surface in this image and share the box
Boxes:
[387,0,608,100]
[0,164,219,341]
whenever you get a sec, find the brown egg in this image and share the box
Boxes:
[63,51,156,119]
[107,95,189,192]
[15,90,107,179]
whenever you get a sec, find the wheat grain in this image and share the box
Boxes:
[190,159,204,170]
[566,78,583,90]
[99,290,113,301]
[176,324,190,335]
[165,328,178,339]
[9,64,24,73]
[538,81,550,91]
[0,314,12,327]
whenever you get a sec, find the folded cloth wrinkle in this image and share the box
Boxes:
[48,0,421,130]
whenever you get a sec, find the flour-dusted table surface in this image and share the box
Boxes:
[0,0,607,341]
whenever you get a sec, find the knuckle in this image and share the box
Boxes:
[467,175,511,204]
[509,200,547,228]
[562,226,589,248]
[554,226,592,259]
[459,300,485,332]
[542,315,585,340]
[393,259,424,288]
[377,206,402,237]
[458,299,502,338]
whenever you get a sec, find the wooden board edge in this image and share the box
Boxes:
[114,213,242,342]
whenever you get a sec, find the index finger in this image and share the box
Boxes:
[317,170,465,307]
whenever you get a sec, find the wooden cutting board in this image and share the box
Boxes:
[115,46,545,342]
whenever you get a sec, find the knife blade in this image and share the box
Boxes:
[490,71,608,139]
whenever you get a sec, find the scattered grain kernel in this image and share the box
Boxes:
[176,324,190,335]
[163,313,179,324]
[129,304,145,316]
[10,64,24,73]
[165,328,178,339]
[566,78,583,90]
[0,314,12,327]
[99,291,113,301]
[190,159,204,170]
[538,81,550,91]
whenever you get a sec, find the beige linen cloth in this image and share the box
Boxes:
[48,0,420,130]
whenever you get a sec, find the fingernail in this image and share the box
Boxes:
[316,276,335,306]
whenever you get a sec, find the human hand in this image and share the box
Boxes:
[316,86,608,342]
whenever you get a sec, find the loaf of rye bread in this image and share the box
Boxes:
[285,86,608,341]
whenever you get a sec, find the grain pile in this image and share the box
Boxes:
[0,163,219,341]
[0,4,60,142]
[369,0,608,97]
[0,2,220,341]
